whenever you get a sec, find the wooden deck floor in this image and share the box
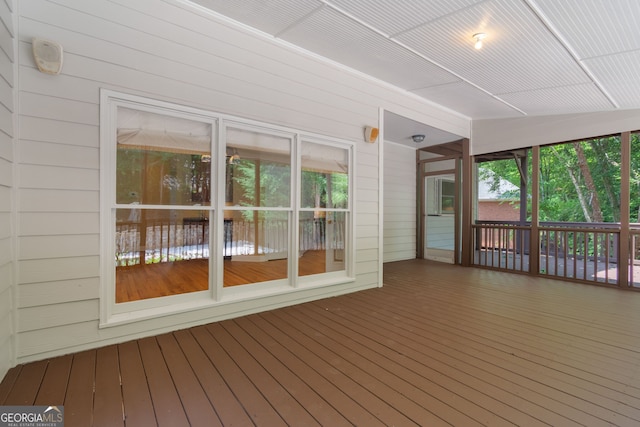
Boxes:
[3,259,640,426]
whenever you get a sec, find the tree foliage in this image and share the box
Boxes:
[480,134,640,223]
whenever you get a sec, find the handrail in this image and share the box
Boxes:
[473,221,620,285]
[476,220,622,229]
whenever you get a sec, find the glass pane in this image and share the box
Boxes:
[540,137,620,223]
[440,180,455,214]
[116,107,212,206]
[301,141,349,209]
[226,127,291,208]
[115,208,209,302]
[299,211,346,276]
[223,210,289,286]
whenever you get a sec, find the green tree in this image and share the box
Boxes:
[480,135,624,223]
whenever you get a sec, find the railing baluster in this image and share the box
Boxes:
[605,232,609,283]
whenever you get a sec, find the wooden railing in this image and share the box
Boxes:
[473,223,530,272]
[629,229,640,288]
[116,217,342,266]
[473,221,621,285]
[538,224,618,285]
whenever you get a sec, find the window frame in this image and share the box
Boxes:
[100,90,355,327]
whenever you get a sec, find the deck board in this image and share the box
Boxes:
[4,259,640,426]
[237,315,387,426]
[118,340,157,427]
[137,337,190,427]
[192,325,287,426]
[94,346,124,427]
[34,354,72,405]
[65,350,97,427]
[172,329,254,426]
[155,333,221,427]
[207,322,321,426]
[3,360,47,405]
[221,320,351,426]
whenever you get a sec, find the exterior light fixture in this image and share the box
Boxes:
[473,33,486,50]
[412,134,425,143]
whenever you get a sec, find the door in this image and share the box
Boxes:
[424,174,456,263]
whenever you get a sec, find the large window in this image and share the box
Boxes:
[223,125,293,287]
[109,104,215,319]
[101,91,354,325]
[299,140,350,277]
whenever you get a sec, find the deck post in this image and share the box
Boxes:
[619,131,630,287]
[530,145,540,275]
[461,138,472,266]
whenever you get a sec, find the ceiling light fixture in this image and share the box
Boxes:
[412,134,425,143]
[473,33,486,50]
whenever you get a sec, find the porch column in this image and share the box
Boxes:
[619,131,631,287]
[461,138,472,266]
[529,145,540,275]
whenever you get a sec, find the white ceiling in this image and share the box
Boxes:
[186,0,640,146]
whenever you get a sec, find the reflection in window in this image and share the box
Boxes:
[301,141,349,209]
[300,140,349,277]
[225,127,291,208]
[426,177,455,216]
[223,210,289,286]
[115,209,209,302]
[299,211,346,276]
[223,126,292,287]
[114,107,212,303]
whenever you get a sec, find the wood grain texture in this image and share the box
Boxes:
[4,260,640,425]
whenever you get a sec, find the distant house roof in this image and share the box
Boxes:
[477,177,519,201]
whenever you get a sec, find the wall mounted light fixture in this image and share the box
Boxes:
[364,126,379,143]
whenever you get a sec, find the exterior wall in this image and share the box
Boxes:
[14,0,468,363]
[383,141,416,262]
[0,0,15,379]
[477,200,520,221]
[472,109,640,155]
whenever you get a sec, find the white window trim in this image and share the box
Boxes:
[100,90,355,327]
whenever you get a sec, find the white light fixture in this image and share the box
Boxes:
[412,134,425,143]
[473,33,487,50]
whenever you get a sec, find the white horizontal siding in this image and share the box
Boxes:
[19,277,99,308]
[19,189,99,212]
[383,141,416,263]
[18,256,99,284]
[0,0,14,379]
[15,0,468,363]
